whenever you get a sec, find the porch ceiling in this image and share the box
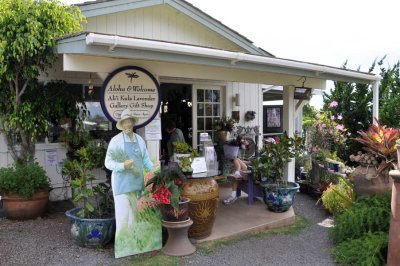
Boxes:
[57,33,380,88]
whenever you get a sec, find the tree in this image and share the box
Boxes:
[377,60,400,128]
[302,103,318,128]
[0,0,85,162]
[322,61,375,161]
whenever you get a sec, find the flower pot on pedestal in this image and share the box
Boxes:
[161,197,190,222]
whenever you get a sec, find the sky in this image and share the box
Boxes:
[62,0,400,108]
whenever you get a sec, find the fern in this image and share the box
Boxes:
[321,176,355,215]
[332,232,388,266]
[330,193,391,244]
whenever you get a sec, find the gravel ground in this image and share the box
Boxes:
[0,193,335,266]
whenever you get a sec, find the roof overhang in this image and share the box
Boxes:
[57,33,381,85]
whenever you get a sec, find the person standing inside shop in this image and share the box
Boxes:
[165,119,185,161]
[105,109,159,258]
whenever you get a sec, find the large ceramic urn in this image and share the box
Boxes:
[181,177,219,239]
[350,165,392,196]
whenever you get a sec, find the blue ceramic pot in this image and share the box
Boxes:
[65,207,115,248]
[260,181,300,212]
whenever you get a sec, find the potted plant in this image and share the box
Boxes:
[252,134,303,212]
[0,161,50,220]
[172,141,198,174]
[349,119,399,195]
[145,168,189,221]
[63,141,115,248]
[213,116,237,141]
[223,135,247,160]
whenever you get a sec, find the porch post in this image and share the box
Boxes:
[372,80,380,125]
[283,85,295,182]
[388,169,400,265]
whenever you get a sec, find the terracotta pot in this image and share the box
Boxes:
[161,197,190,222]
[2,190,49,220]
[181,178,219,239]
[350,165,392,196]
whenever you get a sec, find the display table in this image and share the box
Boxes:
[181,169,219,239]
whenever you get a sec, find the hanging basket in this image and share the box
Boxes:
[223,145,239,160]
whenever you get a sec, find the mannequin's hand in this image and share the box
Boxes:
[124,160,134,169]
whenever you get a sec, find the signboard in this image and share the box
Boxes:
[145,115,162,140]
[191,157,207,174]
[101,66,161,129]
[45,149,58,166]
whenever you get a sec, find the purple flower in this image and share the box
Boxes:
[331,115,335,120]
[329,101,338,107]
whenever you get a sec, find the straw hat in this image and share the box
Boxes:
[116,109,138,130]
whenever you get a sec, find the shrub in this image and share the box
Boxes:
[332,232,388,266]
[321,176,355,214]
[330,193,391,243]
[0,162,50,198]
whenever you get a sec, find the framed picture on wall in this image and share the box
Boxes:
[263,105,283,134]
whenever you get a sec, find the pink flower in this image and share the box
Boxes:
[335,124,344,131]
[331,115,335,120]
[137,196,149,211]
[347,132,351,136]
[312,146,318,153]
[337,114,343,120]
[329,101,338,107]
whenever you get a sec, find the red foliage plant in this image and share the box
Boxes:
[353,118,400,173]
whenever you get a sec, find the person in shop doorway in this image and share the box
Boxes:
[165,119,185,161]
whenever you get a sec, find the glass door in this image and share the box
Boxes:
[192,85,223,148]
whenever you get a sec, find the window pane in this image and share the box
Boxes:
[213,104,220,116]
[197,103,204,116]
[197,118,204,130]
[205,118,213,130]
[205,90,213,102]
[205,103,212,116]
[197,90,204,102]
[212,90,220,102]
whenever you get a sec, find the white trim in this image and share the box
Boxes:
[86,33,381,83]
[372,80,380,124]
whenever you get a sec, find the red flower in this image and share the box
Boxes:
[175,178,183,186]
[152,186,171,204]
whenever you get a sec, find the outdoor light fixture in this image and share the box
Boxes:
[294,76,312,100]
[233,93,240,107]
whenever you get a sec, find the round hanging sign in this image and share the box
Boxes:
[100,66,161,129]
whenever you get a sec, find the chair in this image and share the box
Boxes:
[234,126,262,204]
[217,126,262,204]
